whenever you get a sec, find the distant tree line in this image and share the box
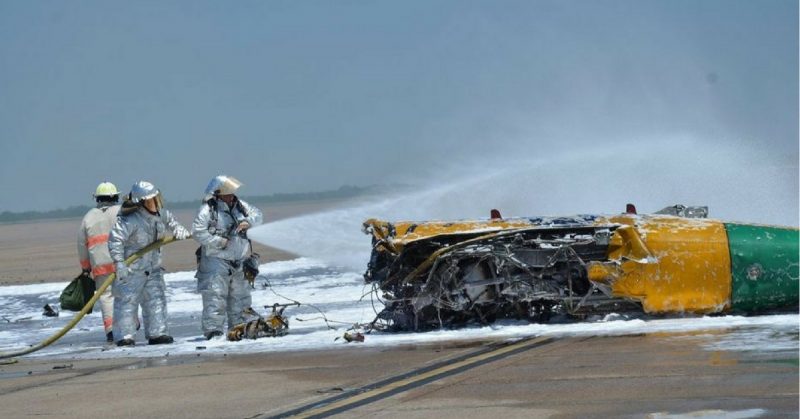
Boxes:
[0,185,380,223]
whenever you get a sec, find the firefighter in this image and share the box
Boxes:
[77,182,121,342]
[108,181,190,346]
[192,175,263,340]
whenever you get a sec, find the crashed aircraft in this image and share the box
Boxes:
[362,205,799,331]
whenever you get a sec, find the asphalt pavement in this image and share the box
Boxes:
[0,331,796,418]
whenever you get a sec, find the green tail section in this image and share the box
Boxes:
[726,224,799,312]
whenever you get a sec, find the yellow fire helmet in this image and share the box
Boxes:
[94,182,119,198]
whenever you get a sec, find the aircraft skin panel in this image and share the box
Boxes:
[600,215,732,314]
[726,224,799,312]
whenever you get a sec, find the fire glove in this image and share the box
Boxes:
[115,263,130,281]
[174,228,190,240]
[235,221,251,233]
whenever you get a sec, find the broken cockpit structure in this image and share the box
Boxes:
[362,206,799,331]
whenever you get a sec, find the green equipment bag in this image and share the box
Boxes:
[59,272,96,312]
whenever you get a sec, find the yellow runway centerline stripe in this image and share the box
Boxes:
[281,336,553,418]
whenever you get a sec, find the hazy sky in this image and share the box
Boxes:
[0,1,797,213]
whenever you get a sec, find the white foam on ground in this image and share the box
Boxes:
[0,258,796,361]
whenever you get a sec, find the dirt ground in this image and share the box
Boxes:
[0,199,344,286]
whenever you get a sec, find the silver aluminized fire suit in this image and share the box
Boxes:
[108,205,190,342]
[77,202,120,335]
[192,198,262,336]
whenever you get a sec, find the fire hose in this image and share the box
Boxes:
[0,236,182,360]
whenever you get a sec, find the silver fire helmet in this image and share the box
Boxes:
[130,181,161,205]
[204,175,242,200]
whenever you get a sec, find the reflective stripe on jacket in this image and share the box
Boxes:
[77,203,121,277]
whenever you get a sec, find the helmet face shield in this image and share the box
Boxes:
[143,193,163,212]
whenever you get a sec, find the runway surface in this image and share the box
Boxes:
[0,327,796,418]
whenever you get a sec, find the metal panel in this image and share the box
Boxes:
[726,224,799,312]
[599,215,732,313]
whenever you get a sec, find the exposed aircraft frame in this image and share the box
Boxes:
[362,206,799,331]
